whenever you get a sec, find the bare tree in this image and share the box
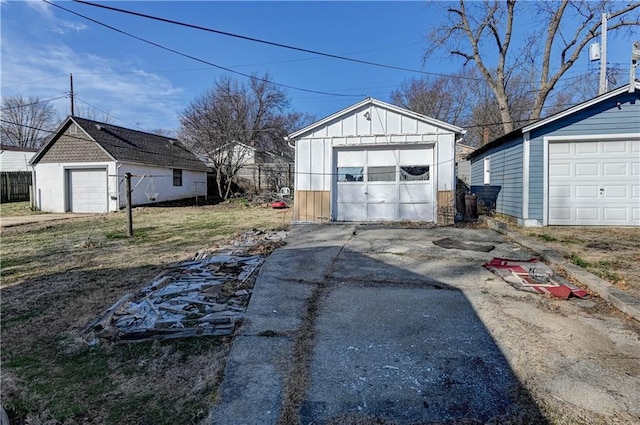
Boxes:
[1,96,59,148]
[390,71,471,124]
[426,0,640,134]
[179,74,297,199]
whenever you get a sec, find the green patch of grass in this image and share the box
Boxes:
[539,234,558,242]
[0,201,44,217]
[568,253,590,268]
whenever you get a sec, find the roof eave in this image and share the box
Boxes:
[288,97,465,140]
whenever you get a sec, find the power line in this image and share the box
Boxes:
[73,97,146,130]
[0,95,68,111]
[72,0,486,82]
[43,0,365,99]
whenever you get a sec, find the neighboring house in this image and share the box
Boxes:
[0,145,38,172]
[1,145,38,202]
[30,116,208,213]
[231,142,294,192]
[287,97,465,223]
[455,142,477,185]
[468,82,640,227]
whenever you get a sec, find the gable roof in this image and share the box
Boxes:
[287,97,465,140]
[32,116,208,171]
[1,144,39,153]
[467,82,640,160]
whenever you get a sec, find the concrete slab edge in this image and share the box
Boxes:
[487,218,640,322]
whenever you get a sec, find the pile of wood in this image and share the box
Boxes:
[85,254,262,343]
[85,229,287,344]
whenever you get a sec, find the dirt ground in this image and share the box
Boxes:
[512,226,640,301]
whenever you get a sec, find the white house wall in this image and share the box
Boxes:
[34,161,116,213]
[117,163,207,209]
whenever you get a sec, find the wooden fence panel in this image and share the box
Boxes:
[1,171,32,203]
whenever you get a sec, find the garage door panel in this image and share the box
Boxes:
[575,142,598,154]
[367,203,396,220]
[603,208,628,221]
[69,169,107,213]
[337,183,367,203]
[603,163,627,176]
[575,163,598,176]
[604,141,627,153]
[367,184,397,203]
[335,147,433,222]
[549,140,639,226]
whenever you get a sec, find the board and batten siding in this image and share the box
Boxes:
[292,99,459,223]
[470,137,523,219]
[527,90,640,222]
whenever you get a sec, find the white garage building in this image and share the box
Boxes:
[30,116,208,213]
[288,98,465,223]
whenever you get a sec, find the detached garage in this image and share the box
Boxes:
[31,116,208,213]
[469,82,640,226]
[287,98,464,223]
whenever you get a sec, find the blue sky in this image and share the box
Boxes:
[1,1,637,134]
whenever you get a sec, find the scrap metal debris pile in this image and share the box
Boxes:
[484,257,588,299]
[84,230,286,344]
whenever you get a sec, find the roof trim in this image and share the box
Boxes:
[523,82,640,132]
[467,82,640,160]
[30,116,115,165]
[287,97,465,140]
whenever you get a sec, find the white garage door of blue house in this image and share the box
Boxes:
[548,139,640,225]
[67,168,108,213]
[335,146,434,221]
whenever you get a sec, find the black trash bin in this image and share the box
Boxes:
[464,193,478,222]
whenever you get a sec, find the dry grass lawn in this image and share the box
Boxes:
[513,226,640,300]
[1,201,292,424]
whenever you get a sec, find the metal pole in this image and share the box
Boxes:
[599,13,608,95]
[125,172,133,237]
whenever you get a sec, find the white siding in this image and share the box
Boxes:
[0,150,35,172]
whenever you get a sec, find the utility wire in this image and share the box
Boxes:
[72,0,487,82]
[0,95,68,111]
[43,0,365,98]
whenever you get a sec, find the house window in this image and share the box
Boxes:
[173,169,183,186]
[400,166,429,181]
[483,157,491,185]
[368,166,396,182]
[337,167,364,182]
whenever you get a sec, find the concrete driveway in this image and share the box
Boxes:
[210,224,640,424]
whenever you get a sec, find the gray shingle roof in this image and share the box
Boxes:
[72,117,208,171]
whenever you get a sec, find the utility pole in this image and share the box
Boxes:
[70,73,75,116]
[599,13,608,95]
[125,173,133,237]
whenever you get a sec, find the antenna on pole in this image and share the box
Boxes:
[70,73,75,116]
[599,13,608,95]
[630,41,640,93]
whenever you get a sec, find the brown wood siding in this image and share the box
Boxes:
[39,125,111,163]
[437,190,454,226]
[294,190,330,222]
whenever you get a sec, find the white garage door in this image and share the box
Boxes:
[548,140,640,226]
[336,147,434,222]
[68,168,108,213]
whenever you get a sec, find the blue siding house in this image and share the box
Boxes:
[469,82,640,227]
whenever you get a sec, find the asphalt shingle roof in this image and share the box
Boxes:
[71,117,208,172]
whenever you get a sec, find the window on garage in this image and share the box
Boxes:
[368,166,396,182]
[400,166,429,181]
[338,167,363,182]
[173,168,183,186]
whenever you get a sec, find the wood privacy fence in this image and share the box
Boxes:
[1,171,32,203]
